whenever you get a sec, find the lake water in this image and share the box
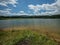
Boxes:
[0,19,60,31]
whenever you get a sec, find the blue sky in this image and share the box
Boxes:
[0,0,60,16]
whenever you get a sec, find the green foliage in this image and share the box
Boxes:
[0,30,57,45]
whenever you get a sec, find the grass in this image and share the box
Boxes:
[0,30,58,45]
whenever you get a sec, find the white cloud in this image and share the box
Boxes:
[0,8,12,16]
[0,9,29,16]
[0,0,18,7]
[28,4,41,14]
[11,11,29,15]
[0,0,18,16]
[28,4,56,15]
[56,0,60,6]
[17,11,27,15]
[28,0,60,15]
[40,10,58,15]
[0,0,60,15]
[19,11,25,14]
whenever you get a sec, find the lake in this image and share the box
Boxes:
[0,19,60,32]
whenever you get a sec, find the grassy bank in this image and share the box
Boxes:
[0,30,58,45]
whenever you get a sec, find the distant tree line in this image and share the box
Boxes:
[0,14,60,19]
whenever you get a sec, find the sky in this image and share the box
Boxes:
[0,0,60,16]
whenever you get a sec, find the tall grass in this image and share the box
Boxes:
[0,30,58,45]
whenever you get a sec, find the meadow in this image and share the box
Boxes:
[0,29,60,45]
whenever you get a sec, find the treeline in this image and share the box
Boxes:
[0,14,60,19]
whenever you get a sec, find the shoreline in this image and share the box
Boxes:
[0,29,60,45]
[0,18,60,20]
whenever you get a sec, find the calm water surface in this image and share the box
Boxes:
[0,19,60,31]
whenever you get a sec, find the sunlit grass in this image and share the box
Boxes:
[0,30,58,45]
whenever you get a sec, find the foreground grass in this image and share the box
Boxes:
[0,30,58,45]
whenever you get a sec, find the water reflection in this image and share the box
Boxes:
[0,19,60,31]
